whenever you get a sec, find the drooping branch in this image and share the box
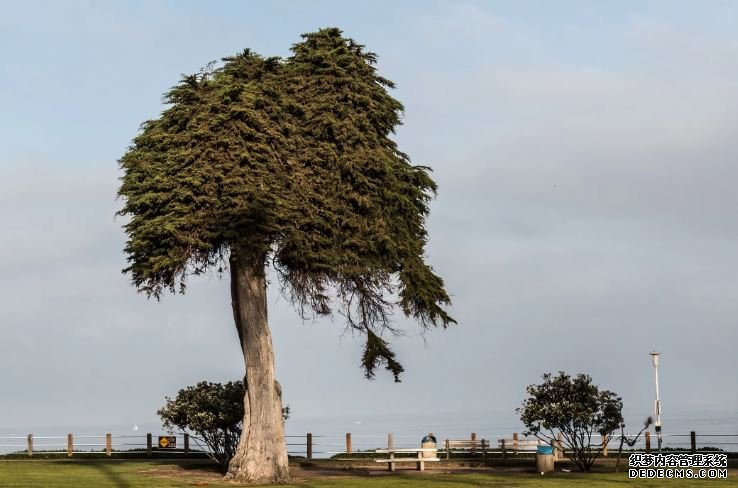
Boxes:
[361,329,405,382]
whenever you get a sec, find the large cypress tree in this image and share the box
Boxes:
[118,28,454,483]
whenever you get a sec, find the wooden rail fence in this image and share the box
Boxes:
[18,433,193,457]
[3,430,736,459]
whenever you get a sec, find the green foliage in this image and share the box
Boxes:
[157,380,289,472]
[517,372,624,472]
[118,28,455,381]
[361,330,404,380]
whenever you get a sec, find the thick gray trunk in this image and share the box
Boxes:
[225,250,290,484]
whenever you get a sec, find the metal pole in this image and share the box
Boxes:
[651,351,662,454]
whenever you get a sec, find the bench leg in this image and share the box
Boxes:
[389,462,395,472]
[417,451,424,471]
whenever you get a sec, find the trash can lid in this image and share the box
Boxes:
[537,445,554,455]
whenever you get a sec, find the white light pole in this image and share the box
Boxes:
[650,351,662,454]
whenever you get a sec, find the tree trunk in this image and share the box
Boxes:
[615,432,625,473]
[225,250,290,484]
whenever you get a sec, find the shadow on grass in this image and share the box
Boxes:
[148,458,223,473]
[87,462,132,488]
[337,473,531,487]
[373,472,628,487]
[297,465,376,478]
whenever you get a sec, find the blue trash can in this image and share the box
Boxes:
[421,433,437,458]
[537,445,554,455]
[536,445,554,473]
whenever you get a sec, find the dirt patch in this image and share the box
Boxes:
[136,462,504,483]
[288,463,533,480]
[137,463,392,485]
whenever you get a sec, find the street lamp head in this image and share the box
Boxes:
[650,351,660,367]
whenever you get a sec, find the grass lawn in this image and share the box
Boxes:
[0,460,736,487]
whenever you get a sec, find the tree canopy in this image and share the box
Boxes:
[118,27,455,381]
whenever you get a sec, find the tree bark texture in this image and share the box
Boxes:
[225,250,290,484]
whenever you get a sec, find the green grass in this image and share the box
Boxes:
[0,460,735,487]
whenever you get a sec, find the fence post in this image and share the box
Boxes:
[388,432,394,449]
[602,434,608,457]
[445,439,450,460]
[513,433,519,454]
[690,431,696,454]
[501,439,507,460]
[307,433,313,460]
[105,433,112,457]
[345,433,352,455]
[481,438,487,460]
[554,432,563,460]
[471,432,477,455]
[146,433,152,457]
[27,435,33,457]
[645,432,651,453]
[184,433,190,456]
[67,434,73,458]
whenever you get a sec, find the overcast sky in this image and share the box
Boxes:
[1,0,737,434]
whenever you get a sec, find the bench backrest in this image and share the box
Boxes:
[497,439,540,450]
[442,438,540,451]
[445,439,489,449]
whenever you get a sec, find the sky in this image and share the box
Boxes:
[1,0,737,436]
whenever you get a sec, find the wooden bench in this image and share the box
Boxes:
[375,448,440,471]
[497,438,540,452]
[442,437,541,458]
[496,438,542,459]
[443,439,490,458]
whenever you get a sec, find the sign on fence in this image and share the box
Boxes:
[158,436,177,449]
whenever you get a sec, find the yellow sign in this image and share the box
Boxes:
[158,436,176,449]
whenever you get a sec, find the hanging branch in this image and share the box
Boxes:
[615,417,654,473]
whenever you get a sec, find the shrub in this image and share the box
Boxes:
[157,380,289,472]
[517,372,623,471]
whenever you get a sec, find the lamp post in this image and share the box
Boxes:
[650,351,662,454]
